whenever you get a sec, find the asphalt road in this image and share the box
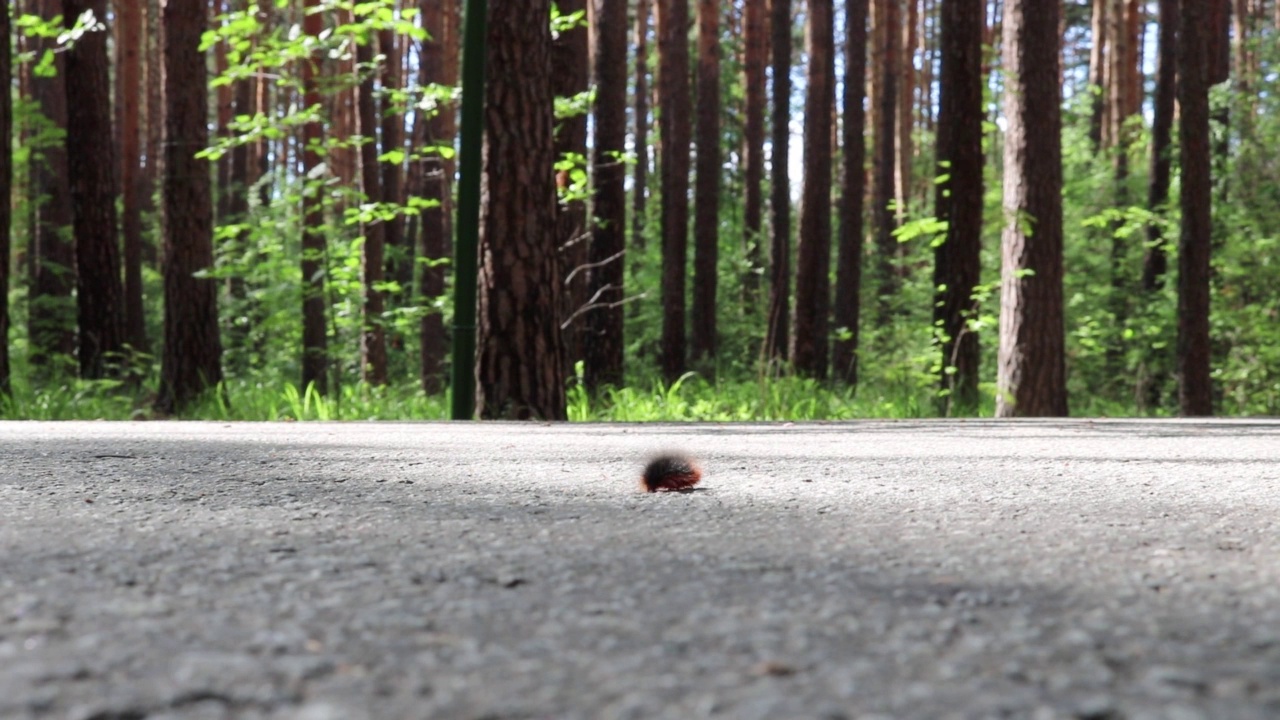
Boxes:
[2,419,1279,720]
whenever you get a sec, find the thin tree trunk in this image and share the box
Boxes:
[300,0,327,394]
[872,0,901,323]
[1088,0,1106,149]
[933,0,983,414]
[1177,0,1213,416]
[741,0,765,310]
[157,0,223,413]
[897,0,916,215]
[379,28,409,309]
[476,0,567,420]
[632,0,651,268]
[763,0,791,362]
[28,0,77,370]
[418,0,458,395]
[356,39,387,386]
[64,0,125,379]
[553,0,589,374]
[691,0,720,363]
[657,0,691,380]
[833,0,868,386]
[117,0,148,356]
[584,0,627,391]
[1143,0,1177,293]
[995,0,1067,417]
[0,0,10,393]
[791,0,833,379]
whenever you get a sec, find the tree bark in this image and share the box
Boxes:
[379,29,409,310]
[0,0,10,393]
[355,39,387,386]
[116,0,147,356]
[763,0,791,362]
[28,0,77,370]
[790,0,833,379]
[64,0,125,379]
[1176,0,1213,416]
[157,0,223,413]
[933,0,984,414]
[871,0,901,323]
[1142,0,1176,293]
[741,0,765,310]
[833,0,868,385]
[632,0,650,266]
[583,0,627,391]
[476,0,567,420]
[418,0,459,395]
[1087,0,1106,149]
[656,0,690,380]
[995,0,1067,417]
[553,0,589,373]
[691,0,720,363]
[300,0,327,394]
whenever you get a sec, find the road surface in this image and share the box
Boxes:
[2,419,1279,719]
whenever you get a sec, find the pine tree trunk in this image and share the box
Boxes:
[553,0,589,374]
[1088,0,1107,149]
[476,0,567,420]
[933,0,983,414]
[791,0,833,379]
[117,0,148,357]
[64,0,125,379]
[657,0,690,380]
[1177,0,1213,416]
[691,0,720,363]
[871,0,901,323]
[378,29,409,314]
[584,0,627,392]
[300,0,328,395]
[27,0,76,370]
[418,0,458,395]
[833,0,868,386]
[356,39,388,386]
[763,0,791,362]
[995,0,1067,417]
[740,0,765,310]
[157,0,223,413]
[0,0,10,393]
[632,0,650,256]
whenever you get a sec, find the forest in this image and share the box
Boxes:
[0,0,1276,421]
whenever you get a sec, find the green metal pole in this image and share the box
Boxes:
[450,0,487,420]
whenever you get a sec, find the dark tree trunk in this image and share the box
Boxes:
[833,0,868,386]
[553,0,589,374]
[740,0,765,310]
[378,29,409,308]
[656,0,690,381]
[157,0,223,413]
[116,0,148,356]
[300,0,327,394]
[690,0,721,364]
[64,0,125,378]
[356,39,387,386]
[995,0,1068,418]
[583,0,627,392]
[1176,0,1213,416]
[28,0,76,370]
[763,0,791,362]
[0,0,10,393]
[871,0,901,323]
[1205,0,1230,85]
[418,0,458,395]
[225,9,254,364]
[476,0,567,420]
[1087,0,1106,150]
[790,0,833,379]
[632,0,651,267]
[933,0,984,414]
[1142,0,1177,292]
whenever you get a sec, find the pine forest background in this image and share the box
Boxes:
[0,0,1276,420]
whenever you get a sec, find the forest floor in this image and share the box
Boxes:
[2,419,1279,720]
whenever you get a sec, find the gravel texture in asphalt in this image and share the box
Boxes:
[1,419,1279,720]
